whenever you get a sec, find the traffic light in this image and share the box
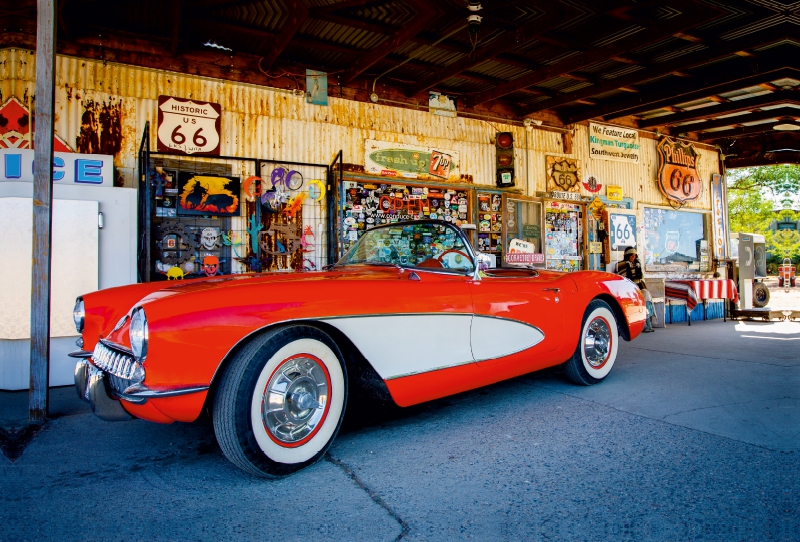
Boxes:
[495,131,515,187]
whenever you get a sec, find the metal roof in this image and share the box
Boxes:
[5,0,800,165]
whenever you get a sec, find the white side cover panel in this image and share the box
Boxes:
[320,314,546,379]
[471,316,545,361]
[320,314,474,379]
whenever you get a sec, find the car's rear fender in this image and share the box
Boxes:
[594,293,632,341]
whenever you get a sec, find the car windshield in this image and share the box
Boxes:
[338,221,476,273]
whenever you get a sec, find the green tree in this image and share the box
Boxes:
[726,190,774,234]
[766,229,800,260]
[727,165,800,204]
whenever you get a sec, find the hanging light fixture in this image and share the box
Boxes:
[468,2,482,35]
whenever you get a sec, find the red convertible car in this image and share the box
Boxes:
[72,220,645,477]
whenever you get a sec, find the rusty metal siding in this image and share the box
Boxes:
[4,49,719,204]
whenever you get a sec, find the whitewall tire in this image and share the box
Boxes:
[565,300,619,386]
[213,325,347,477]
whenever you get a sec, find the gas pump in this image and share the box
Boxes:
[731,233,769,309]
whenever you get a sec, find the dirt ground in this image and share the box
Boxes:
[760,276,800,310]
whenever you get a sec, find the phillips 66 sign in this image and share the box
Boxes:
[157,96,222,155]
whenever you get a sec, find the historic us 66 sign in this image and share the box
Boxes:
[157,96,221,155]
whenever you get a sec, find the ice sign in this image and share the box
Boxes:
[609,213,636,249]
[157,96,221,155]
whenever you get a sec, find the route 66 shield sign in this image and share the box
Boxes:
[665,230,680,254]
[158,96,221,155]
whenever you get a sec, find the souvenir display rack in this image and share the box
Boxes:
[475,189,504,258]
[137,123,337,282]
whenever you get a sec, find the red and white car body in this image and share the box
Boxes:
[73,220,645,477]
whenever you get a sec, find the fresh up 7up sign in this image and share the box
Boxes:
[365,139,460,181]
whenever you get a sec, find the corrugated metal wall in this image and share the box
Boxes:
[3,48,718,210]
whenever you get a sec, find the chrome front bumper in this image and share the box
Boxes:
[75,355,210,422]
[74,359,132,422]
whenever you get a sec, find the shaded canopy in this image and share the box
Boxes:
[3,0,800,166]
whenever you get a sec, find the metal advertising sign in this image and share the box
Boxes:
[365,140,461,181]
[609,213,636,250]
[710,173,728,259]
[656,137,701,203]
[588,123,640,164]
[0,148,114,187]
[157,96,222,155]
[546,155,581,192]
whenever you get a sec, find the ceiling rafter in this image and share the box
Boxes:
[520,25,791,117]
[467,0,724,107]
[340,0,436,84]
[700,121,800,141]
[638,88,800,128]
[562,57,800,124]
[677,105,800,132]
[406,3,578,96]
[259,0,309,70]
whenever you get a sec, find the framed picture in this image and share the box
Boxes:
[177,172,240,216]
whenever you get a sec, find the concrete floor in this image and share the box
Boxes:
[1,318,798,541]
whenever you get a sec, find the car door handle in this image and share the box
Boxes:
[542,287,560,293]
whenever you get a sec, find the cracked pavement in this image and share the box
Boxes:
[1,318,798,541]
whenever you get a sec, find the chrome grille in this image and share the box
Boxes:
[91,341,144,395]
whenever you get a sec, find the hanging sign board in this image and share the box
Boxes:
[609,213,636,249]
[588,123,640,164]
[0,148,114,187]
[365,140,461,182]
[656,137,701,203]
[506,239,544,265]
[711,173,728,259]
[157,96,222,155]
[546,155,581,193]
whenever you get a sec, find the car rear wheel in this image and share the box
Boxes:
[564,300,619,386]
[213,325,347,477]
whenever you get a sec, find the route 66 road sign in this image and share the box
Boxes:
[158,96,221,155]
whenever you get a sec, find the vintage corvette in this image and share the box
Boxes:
[72,220,646,477]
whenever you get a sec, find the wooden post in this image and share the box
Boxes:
[29,0,57,423]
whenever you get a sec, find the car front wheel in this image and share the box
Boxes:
[564,300,619,386]
[213,325,347,477]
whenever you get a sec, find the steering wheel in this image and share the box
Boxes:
[437,249,471,267]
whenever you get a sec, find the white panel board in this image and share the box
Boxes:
[2,197,98,339]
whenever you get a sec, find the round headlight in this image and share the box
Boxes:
[73,298,85,333]
[129,308,149,360]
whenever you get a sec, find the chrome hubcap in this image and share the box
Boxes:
[583,317,611,367]
[262,357,329,444]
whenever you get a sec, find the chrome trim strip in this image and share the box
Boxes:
[383,358,475,380]
[120,384,209,399]
[99,338,134,356]
[69,349,93,359]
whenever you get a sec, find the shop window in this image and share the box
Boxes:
[643,207,710,272]
[545,202,583,272]
[503,197,542,266]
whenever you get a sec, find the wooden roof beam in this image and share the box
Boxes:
[341,0,436,84]
[676,106,800,132]
[406,4,577,96]
[638,89,800,128]
[468,0,724,107]
[561,57,800,124]
[260,0,309,71]
[520,26,791,117]
[699,121,800,141]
